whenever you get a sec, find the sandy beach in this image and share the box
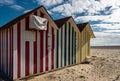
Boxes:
[15,46,120,81]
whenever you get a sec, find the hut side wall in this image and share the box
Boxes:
[0,27,14,79]
[81,28,90,61]
[76,32,82,63]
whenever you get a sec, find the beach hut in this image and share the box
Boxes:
[77,23,95,62]
[0,6,58,80]
[54,16,80,68]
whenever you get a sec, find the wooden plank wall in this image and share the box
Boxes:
[55,22,77,69]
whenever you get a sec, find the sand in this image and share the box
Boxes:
[16,46,120,81]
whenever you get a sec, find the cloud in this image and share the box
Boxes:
[48,0,120,46]
[23,9,32,13]
[0,0,24,11]
[92,24,120,30]
[10,4,24,10]
[91,32,120,46]
[35,0,63,7]
[0,0,14,5]
[103,30,120,33]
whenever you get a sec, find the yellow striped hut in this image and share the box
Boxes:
[77,23,95,63]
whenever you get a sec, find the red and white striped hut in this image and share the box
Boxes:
[0,6,58,80]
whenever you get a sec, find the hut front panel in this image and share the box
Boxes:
[54,22,77,69]
[17,17,55,79]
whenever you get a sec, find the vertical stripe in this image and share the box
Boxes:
[66,23,69,66]
[72,30,75,64]
[25,41,29,76]
[34,31,37,74]
[40,31,43,72]
[4,30,6,73]
[29,41,34,74]
[54,30,57,69]
[72,27,74,64]
[37,31,40,73]
[68,23,70,65]
[58,28,61,67]
[2,30,5,72]
[60,28,63,67]
[82,31,84,61]
[48,26,52,71]
[73,31,76,64]
[17,22,21,78]
[20,19,25,77]
[51,28,54,69]
[74,32,76,64]
[13,25,18,79]
[2,30,4,72]
[9,29,11,77]
[43,31,46,72]
[62,26,65,67]
[1,31,3,71]
[25,16,29,30]
[6,29,8,75]
[70,26,72,65]
[11,27,13,79]
[84,30,86,58]
[34,10,38,73]
[8,29,10,77]
[64,23,67,66]
[83,30,85,60]
[72,29,75,64]
[46,23,49,71]
[56,30,59,68]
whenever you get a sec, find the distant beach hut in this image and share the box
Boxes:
[77,23,95,62]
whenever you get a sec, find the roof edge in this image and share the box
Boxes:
[54,16,72,28]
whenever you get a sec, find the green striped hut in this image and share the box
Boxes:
[54,16,80,68]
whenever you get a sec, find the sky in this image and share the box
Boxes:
[0,0,120,46]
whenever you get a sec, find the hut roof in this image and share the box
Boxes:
[55,16,80,32]
[54,16,71,28]
[0,5,58,30]
[77,23,95,38]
